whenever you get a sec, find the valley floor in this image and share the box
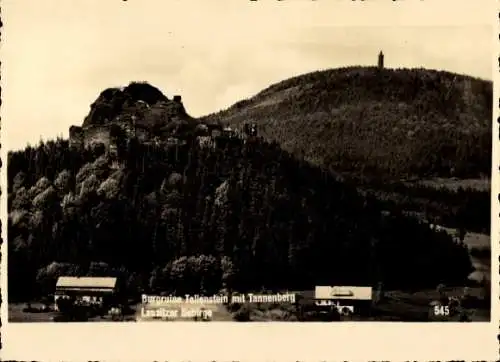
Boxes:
[8,230,491,323]
[9,284,490,323]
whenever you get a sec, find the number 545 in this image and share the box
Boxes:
[433,305,450,316]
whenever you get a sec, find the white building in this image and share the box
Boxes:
[54,276,118,311]
[314,285,373,315]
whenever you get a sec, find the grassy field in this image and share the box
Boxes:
[371,287,490,322]
[8,303,58,323]
[404,178,491,192]
[8,302,136,323]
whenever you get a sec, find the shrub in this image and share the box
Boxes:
[233,305,251,321]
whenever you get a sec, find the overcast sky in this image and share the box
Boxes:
[2,0,495,150]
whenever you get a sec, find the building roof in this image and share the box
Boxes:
[315,286,373,301]
[56,276,117,290]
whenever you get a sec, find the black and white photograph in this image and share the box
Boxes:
[1,0,498,360]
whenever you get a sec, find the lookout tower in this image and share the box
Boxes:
[378,51,384,69]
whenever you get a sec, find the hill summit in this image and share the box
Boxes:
[70,81,196,148]
[82,81,170,127]
[202,66,492,181]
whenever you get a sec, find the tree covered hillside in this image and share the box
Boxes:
[202,67,492,181]
[8,87,474,301]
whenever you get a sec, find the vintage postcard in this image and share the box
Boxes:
[1,0,498,360]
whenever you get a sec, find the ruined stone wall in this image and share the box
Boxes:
[135,128,149,141]
[125,123,151,141]
[69,126,84,148]
[69,123,153,150]
[70,113,189,152]
[83,125,112,148]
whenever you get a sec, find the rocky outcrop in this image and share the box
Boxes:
[82,82,169,128]
[69,82,196,149]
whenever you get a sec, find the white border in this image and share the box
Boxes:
[1,0,499,360]
[2,322,498,361]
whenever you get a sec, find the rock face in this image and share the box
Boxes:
[82,82,169,127]
[70,82,195,148]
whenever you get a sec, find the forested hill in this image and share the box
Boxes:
[201,67,492,181]
[8,82,474,301]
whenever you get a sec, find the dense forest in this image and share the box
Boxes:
[203,66,492,233]
[356,181,490,234]
[8,133,473,301]
[203,66,492,181]
[7,76,487,302]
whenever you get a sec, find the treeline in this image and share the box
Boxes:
[8,135,474,301]
[356,180,490,234]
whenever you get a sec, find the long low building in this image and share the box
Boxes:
[313,286,373,315]
[314,286,373,301]
[54,276,118,311]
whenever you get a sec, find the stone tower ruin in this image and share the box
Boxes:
[378,51,384,69]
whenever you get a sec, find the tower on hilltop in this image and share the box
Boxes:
[378,51,384,69]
